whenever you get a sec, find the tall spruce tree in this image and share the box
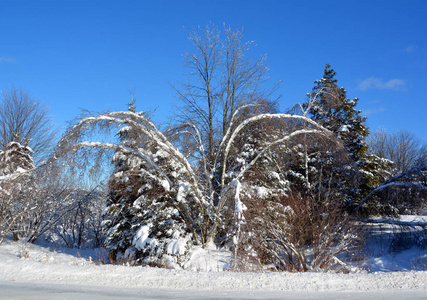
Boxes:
[305,64,392,208]
[307,64,368,161]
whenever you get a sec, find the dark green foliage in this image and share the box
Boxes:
[307,64,368,162]
[103,117,193,266]
[299,64,391,209]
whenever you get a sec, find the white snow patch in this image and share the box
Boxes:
[166,233,189,256]
[255,186,269,198]
[183,242,231,272]
[160,179,170,191]
[177,182,189,203]
[339,125,350,132]
[132,225,151,250]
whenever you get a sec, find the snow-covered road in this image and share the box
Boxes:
[1,281,427,300]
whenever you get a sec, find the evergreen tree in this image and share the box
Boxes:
[302,64,391,208]
[0,142,36,241]
[0,142,34,176]
[307,64,368,161]
[103,109,194,267]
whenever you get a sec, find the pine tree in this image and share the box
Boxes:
[103,109,194,267]
[0,142,35,241]
[0,142,34,176]
[307,64,368,161]
[304,64,392,208]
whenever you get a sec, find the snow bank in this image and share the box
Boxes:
[182,242,231,271]
[1,239,426,294]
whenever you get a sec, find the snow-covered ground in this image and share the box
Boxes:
[1,231,427,300]
[362,215,427,272]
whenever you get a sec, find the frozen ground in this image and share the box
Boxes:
[1,240,427,299]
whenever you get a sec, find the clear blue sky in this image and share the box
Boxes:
[1,0,426,142]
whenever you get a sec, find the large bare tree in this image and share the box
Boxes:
[0,87,57,164]
[172,24,278,167]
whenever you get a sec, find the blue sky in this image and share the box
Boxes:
[1,0,426,142]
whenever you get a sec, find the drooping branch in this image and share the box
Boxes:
[235,129,327,182]
[221,113,332,188]
[63,113,200,191]
[58,112,213,228]
[205,113,333,243]
[62,141,174,189]
[353,166,427,212]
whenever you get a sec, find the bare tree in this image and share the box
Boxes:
[0,87,57,164]
[367,128,426,174]
[173,25,220,163]
[172,24,278,167]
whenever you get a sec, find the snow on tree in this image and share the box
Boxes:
[104,117,195,266]
[0,87,57,164]
[0,142,34,176]
[306,65,368,162]
[52,33,364,271]
[56,107,333,268]
[355,165,427,216]
[218,115,362,272]
[296,64,391,209]
[0,142,35,243]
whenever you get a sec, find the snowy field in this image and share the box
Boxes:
[1,229,427,300]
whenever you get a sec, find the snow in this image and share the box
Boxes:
[255,186,269,198]
[400,215,427,222]
[165,233,190,256]
[160,179,170,191]
[177,182,189,203]
[233,180,246,214]
[0,236,426,299]
[183,242,231,271]
[367,247,427,272]
[338,124,350,132]
[132,225,151,250]
[361,215,427,272]
[165,239,186,255]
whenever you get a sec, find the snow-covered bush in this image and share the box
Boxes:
[0,142,36,243]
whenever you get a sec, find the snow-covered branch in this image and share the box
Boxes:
[354,166,427,212]
[221,113,331,188]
